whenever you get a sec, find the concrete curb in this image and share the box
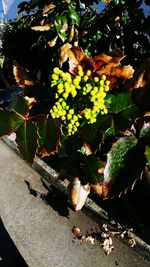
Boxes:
[1,135,150,263]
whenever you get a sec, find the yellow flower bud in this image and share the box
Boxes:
[53,67,60,74]
[52,74,59,80]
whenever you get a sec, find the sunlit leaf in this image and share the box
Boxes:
[59,43,78,68]
[94,53,124,68]
[103,136,145,198]
[55,16,68,33]
[139,121,150,146]
[43,4,55,14]
[31,25,51,31]
[47,36,58,47]
[13,61,33,88]
[68,7,80,24]
[97,65,134,79]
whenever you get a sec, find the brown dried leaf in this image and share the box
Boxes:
[101,238,114,255]
[97,65,134,80]
[94,53,124,67]
[31,25,51,31]
[126,58,150,91]
[71,46,95,72]
[91,183,103,196]
[69,177,90,211]
[13,62,33,88]
[59,43,78,70]
[43,4,55,14]
[128,238,136,247]
[48,37,58,47]
[81,235,95,244]
[72,226,81,237]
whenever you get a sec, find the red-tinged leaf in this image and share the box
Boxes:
[0,109,24,137]
[103,136,145,198]
[16,120,38,163]
[43,4,55,14]
[10,95,30,116]
[94,53,124,68]
[92,182,109,198]
[36,116,62,157]
[93,52,134,88]
[71,46,95,72]
[31,25,51,31]
[13,61,33,88]
[35,116,47,149]
[96,65,134,79]
[59,44,95,73]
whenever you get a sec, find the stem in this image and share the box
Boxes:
[25,114,47,121]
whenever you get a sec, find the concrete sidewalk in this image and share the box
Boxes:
[0,140,150,267]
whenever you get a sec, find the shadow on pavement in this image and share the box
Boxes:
[25,180,70,218]
[0,218,28,267]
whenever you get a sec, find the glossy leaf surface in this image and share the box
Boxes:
[16,120,38,163]
[0,109,24,136]
[103,136,145,198]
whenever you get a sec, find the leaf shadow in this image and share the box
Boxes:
[24,180,70,218]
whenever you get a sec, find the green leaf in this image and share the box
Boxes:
[36,116,62,157]
[80,115,114,152]
[16,120,38,163]
[82,155,104,184]
[103,117,115,142]
[58,151,83,180]
[114,105,141,131]
[145,146,150,167]
[55,16,68,33]
[35,116,47,149]
[103,136,145,198]
[68,7,80,24]
[109,92,134,114]
[139,122,150,146]
[10,96,29,116]
[0,56,4,69]
[0,109,24,136]
[58,32,66,42]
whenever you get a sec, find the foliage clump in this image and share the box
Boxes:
[0,0,149,209]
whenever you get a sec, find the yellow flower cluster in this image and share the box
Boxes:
[50,66,110,135]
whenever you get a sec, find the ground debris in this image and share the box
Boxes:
[71,223,136,255]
